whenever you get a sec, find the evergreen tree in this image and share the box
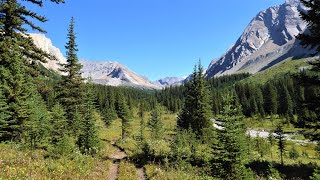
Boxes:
[115,94,130,139]
[275,124,286,166]
[218,95,248,180]
[77,79,100,155]
[0,88,12,141]
[268,132,276,159]
[0,0,64,66]
[264,83,278,115]
[297,0,320,56]
[138,102,145,142]
[279,84,293,119]
[23,94,52,150]
[50,103,68,144]
[0,36,31,141]
[296,0,320,143]
[177,62,212,136]
[148,105,163,140]
[57,17,84,128]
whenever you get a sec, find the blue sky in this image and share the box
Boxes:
[29,0,283,80]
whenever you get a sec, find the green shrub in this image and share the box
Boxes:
[289,146,300,160]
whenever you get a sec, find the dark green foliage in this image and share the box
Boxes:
[115,94,130,139]
[148,105,163,140]
[0,88,12,141]
[23,94,51,150]
[50,103,68,144]
[77,79,100,155]
[177,63,212,136]
[296,0,320,143]
[289,146,300,160]
[0,37,31,141]
[172,128,197,163]
[218,95,248,180]
[275,124,286,166]
[263,83,278,115]
[255,135,270,158]
[0,0,64,65]
[138,103,145,142]
[297,0,320,55]
[268,132,276,159]
[57,17,84,129]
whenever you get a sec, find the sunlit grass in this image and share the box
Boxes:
[118,161,138,180]
[0,143,111,179]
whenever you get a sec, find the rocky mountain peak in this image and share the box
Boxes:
[81,60,160,89]
[29,33,67,72]
[206,0,308,78]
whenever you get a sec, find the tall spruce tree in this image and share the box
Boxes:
[149,105,163,140]
[218,95,248,180]
[0,0,63,142]
[77,79,100,155]
[297,0,320,57]
[296,0,320,142]
[50,103,68,144]
[0,0,64,65]
[115,94,130,140]
[57,17,84,128]
[0,37,31,141]
[0,88,12,140]
[275,124,286,166]
[177,62,212,136]
[264,83,278,115]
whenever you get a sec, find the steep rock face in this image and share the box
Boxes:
[81,60,160,89]
[29,33,67,72]
[155,77,185,87]
[206,0,309,77]
[30,33,160,89]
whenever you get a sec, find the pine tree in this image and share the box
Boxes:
[0,89,12,141]
[264,83,278,115]
[0,36,31,141]
[138,102,145,142]
[177,62,212,136]
[50,103,68,144]
[297,0,320,56]
[275,124,286,166]
[57,17,84,127]
[268,132,276,159]
[279,84,293,118]
[77,78,100,155]
[23,94,52,150]
[115,94,130,140]
[149,105,163,140]
[218,94,248,180]
[296,0,320,143]
[0,0,64,65]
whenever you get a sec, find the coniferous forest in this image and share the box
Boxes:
[0,0,319,179]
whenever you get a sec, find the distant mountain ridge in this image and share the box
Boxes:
[80,60,160,89]
[154,77,185,87]
[206,0,312,78]
[30,34,160,89]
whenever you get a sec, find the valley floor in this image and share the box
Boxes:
[0,111,319,179]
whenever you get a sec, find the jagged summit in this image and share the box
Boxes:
[155,77,185,87]
[81,60,160,89]
[30,34,160,89]
[29,33,67,72]
[206,0,309,78]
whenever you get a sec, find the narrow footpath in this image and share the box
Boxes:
[106,141,146,180]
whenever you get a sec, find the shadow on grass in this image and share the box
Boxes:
[248,160,318,180]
